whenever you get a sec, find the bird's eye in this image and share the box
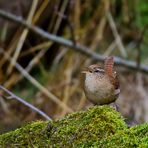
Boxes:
[94,69,100,73]
[94,69,104,73]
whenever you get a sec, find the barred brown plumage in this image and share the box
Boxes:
[82,56,120,105]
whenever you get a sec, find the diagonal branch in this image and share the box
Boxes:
[0,10,148,73]
[0,48,73,113]
[0,85,52,121]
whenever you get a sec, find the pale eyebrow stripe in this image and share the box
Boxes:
[96,68,105,72]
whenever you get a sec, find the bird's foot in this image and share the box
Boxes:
[109,102,119,112]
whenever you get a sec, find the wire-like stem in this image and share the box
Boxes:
[0,85,52,121]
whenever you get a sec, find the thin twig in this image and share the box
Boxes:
[107,11,127,58]
[0,85,52,120]
[53,0,69,34]
[20,41,52,57]
[0,10,148,73]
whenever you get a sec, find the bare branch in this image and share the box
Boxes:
[0,10,148,73]
[0,85,52,121]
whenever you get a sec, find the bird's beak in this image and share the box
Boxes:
[81,70,88,74]
[81,67,90,74]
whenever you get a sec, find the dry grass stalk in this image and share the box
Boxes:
[0,47,73,113]
[7,0,39,74]
[106,11,127,58]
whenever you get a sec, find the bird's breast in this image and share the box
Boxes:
[84,73,115,104]
[84,74,113,93]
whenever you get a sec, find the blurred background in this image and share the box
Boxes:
[0,0,148,133]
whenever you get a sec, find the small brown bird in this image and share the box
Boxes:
[82,56,120,105]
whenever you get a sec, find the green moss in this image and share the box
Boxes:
[0,106,148,147]
[93,123,148,147]
[0,121,49,147]
[48,106,126,147]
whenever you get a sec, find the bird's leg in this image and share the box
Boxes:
[109,102,119,112]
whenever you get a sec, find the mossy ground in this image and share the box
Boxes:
[0,106,148,147]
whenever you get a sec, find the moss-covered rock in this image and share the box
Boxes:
[0,106,148,147]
